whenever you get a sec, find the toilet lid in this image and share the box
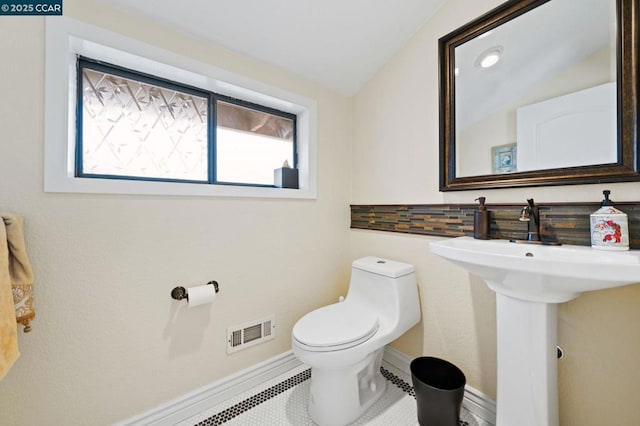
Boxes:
[293,303,379,351]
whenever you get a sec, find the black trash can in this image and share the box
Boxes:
[410,356,466,426]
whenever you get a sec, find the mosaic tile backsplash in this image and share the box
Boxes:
[351,203,640,249]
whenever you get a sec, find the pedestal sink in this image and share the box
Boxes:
[430,236,640,426]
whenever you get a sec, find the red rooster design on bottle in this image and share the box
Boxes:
[596,220,622,244]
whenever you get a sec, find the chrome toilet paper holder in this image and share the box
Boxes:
[171,280,219,302]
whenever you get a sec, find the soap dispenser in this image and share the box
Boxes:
[474,197,490,240]
[590,190,629,250]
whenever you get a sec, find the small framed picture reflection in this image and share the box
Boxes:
[492,143,517,174]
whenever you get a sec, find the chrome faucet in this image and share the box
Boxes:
[519,198,540,241]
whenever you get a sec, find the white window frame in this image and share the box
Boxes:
[44,17,317,199]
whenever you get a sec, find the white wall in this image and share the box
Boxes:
[351,0,640,424]
[0,1,352,424]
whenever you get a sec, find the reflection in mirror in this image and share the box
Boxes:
[439,0,640,191]
[455,0,617,177]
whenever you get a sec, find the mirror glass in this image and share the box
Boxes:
[455,0,617,177]
[439,0,640,191]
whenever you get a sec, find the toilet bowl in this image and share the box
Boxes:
[292,257,421,426]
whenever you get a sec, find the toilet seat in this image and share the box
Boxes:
[293,303,379,352]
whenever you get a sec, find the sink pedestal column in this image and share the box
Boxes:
[494,291,559,426]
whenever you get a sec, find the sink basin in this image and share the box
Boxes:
[430,236,640,303]
[429,236,640,426]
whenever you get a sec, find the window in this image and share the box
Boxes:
[78,58,296,187]
[44,17,316,199]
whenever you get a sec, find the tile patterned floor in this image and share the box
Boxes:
[178,361,493,426]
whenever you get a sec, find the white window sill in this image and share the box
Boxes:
[44,176,314,199]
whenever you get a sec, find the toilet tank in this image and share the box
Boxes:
[346,257,420,331]
[352,257,415,279]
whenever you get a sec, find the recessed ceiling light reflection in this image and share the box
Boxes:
[475,46,503,69]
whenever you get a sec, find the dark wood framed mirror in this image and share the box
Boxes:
[439,0,639,191]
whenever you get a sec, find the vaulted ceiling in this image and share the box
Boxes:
[99,0,446,96]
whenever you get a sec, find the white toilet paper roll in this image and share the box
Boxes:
[187,284,217,308]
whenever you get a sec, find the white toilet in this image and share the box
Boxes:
[292,256,421,426]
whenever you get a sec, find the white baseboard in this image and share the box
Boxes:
[383,346,497,425]
[382,345,414,373]
[115,351,302,426]
[117,347,495,426]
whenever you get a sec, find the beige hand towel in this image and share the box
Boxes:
[0,216,19,379]
[1,214,35,332]
[0,213,35,379]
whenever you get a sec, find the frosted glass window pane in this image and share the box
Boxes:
[81,68,209,181]
[216,101,294,185]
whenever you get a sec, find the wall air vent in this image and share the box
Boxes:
[227,314,276,354]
